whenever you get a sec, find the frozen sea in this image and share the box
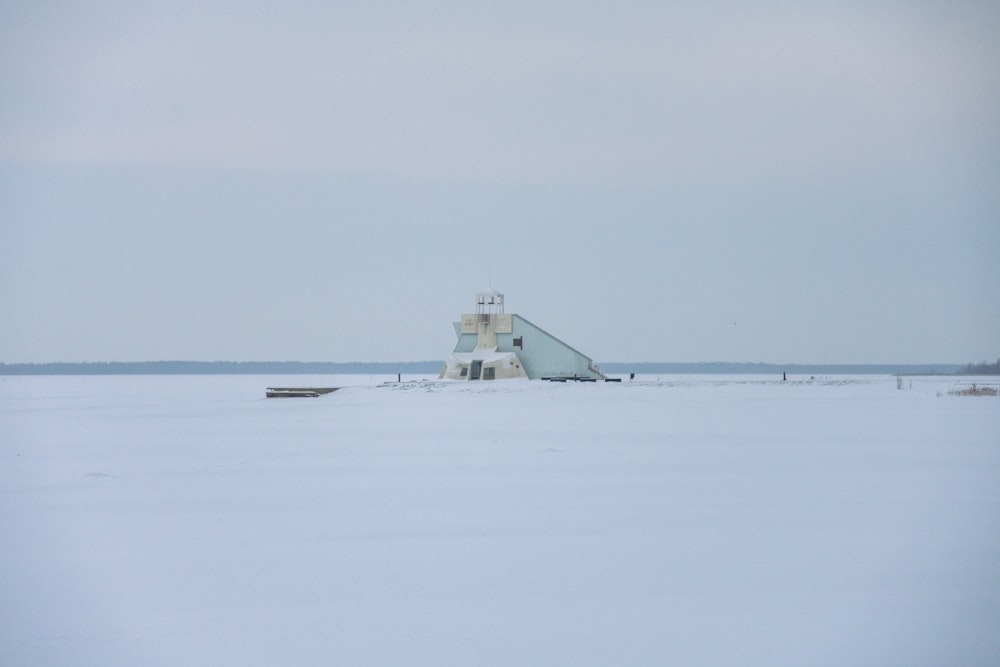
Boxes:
[1,373,998,666]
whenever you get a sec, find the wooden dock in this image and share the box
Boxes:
[266,387,339,398]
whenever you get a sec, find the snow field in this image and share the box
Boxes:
[1,374,998,666]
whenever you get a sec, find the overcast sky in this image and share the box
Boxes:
[2,1,998,364]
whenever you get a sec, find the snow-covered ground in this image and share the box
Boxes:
[2,374,998,666]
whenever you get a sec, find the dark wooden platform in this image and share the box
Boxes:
[266,387,339,398]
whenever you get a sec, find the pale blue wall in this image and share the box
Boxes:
[452,322,477,353]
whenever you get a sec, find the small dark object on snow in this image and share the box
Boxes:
[266,387,339,398]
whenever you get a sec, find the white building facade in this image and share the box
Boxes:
[440,291,605,381]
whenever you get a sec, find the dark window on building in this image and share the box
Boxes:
[460,367,468,377]
[513,336,523,349]
[483,367,496,380]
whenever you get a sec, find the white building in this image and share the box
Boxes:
[440,291,606,381]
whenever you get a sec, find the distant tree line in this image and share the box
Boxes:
[599,362,964,375]
[1,360,983,376]
[0,361,444,375]
[959,358,1000,375]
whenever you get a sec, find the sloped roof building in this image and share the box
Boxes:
[440,291,605,381]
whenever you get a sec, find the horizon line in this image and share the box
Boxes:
[0,359,971,366]
[0,360,975,374]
